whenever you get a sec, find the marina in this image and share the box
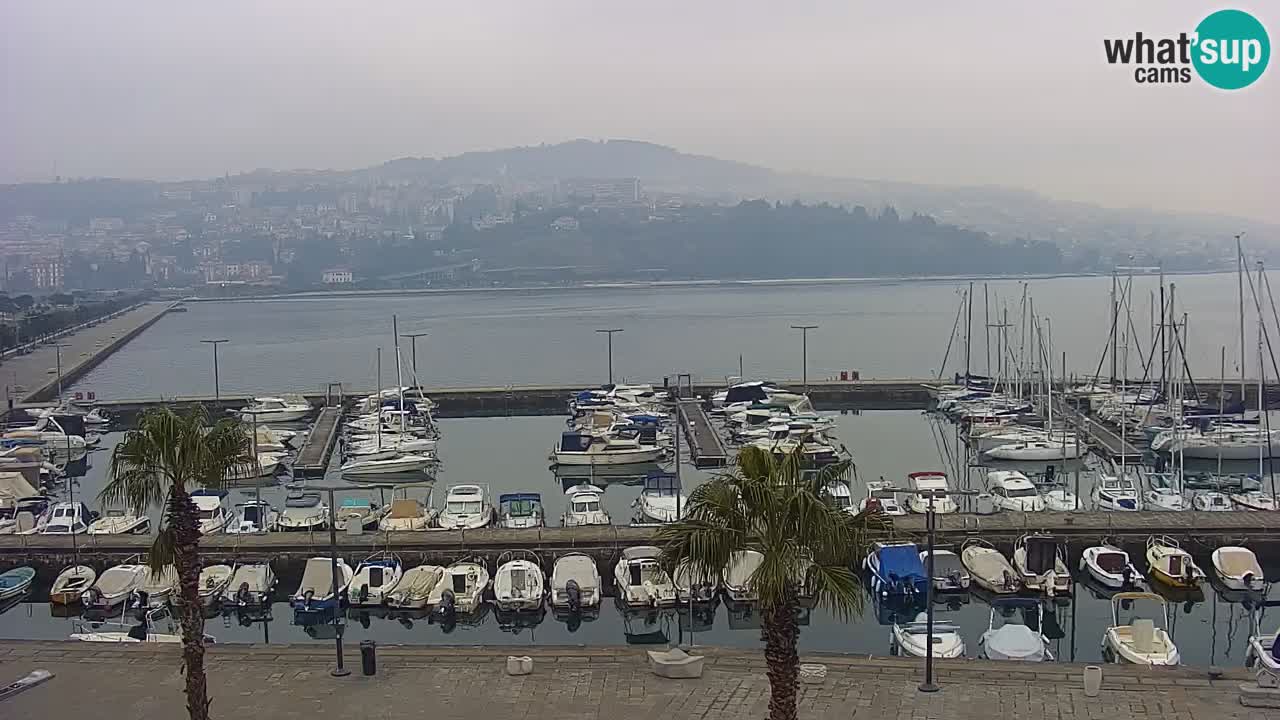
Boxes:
[677,399,728,468]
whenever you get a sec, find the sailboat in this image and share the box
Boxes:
[342,320,438,477]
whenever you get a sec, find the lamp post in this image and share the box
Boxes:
[595,329,624,385]
[200,339,228,400]
[790,325,818,392]
[53,342,70,405]
[303,483,350,677]
[400,331,429,383]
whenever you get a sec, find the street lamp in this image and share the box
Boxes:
[399,331,429,383]
[302,483,350,677]
[200,339,228,400]
[52,342,71,405]
[790,325,818,392]
[595,329,624,385]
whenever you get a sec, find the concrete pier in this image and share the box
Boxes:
[292,406,343,478]
[678,400,728,467]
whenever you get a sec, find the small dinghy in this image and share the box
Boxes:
[1191,491,1234,511]
[723,550,765,603]
[921,549,970,592]
[87,508,150,535]
[427,559,490,615]
[551,553,601,613]
[50,565,97,605]
[1246,628,1280,674]
[961,538,1021,594]
[335,497,388,532]
[613,546,677,608]
[0,566,36,601]
[385,565,445,609]
[223,563,275,609]
[1211,546,1265,592]
[864,541,928,599]
[198,565,234,605]
[1079,545,1142,589]
[1102,592,1179,666]
[906,472,959,514]
[1231,491,1278,511]
[291,557,353,612]
[493,551,545,612]
[1013,534,1071,596]
[378,497,434,531]
[349,552,403,607]
[891,612,966,658]
[859,480,907,516]
[135,566,179,608]
[980,598,1053,662]
[82,562,147,612]
[1146,535,1205,589]
[673,562,718,604]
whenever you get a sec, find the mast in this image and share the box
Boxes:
[984,283,991,376]
[1159,265,1166,401]
[1110,271,1119,386]
[1238,233,1247,414]
[375,347,383,449]
[965,281,974,385]
[393,315,406,436]
[1218,347,1226,479]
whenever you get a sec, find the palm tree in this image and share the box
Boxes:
[101,406,253,720]
[656,446,888,720]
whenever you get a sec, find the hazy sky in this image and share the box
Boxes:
[2,1,1276,221]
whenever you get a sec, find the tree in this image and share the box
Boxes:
[100,406,253,720]
[656,447,887,720]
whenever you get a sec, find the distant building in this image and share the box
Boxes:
[322,268,353,284]
[30,260,65,289]
[89,217,124,232]
[551,216,580,231]
[562,178,641,204]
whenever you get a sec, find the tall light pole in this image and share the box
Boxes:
[790,325,818,392]
[200,339,228,400]
[53,342,70,405]
[596,329,624,385]
[303,484,350,677]
[400,331,428,383]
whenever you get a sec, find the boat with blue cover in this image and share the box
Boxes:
[863,541,929,599]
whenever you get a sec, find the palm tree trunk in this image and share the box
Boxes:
[762,593,800,720]
[169,485,211,720]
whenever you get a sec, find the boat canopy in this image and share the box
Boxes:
[877,544,927,582]
[560,432,593,452]
[499,493,542,516]
[643,473,681,495]
[991,597,1041,612]
[340,497,373,509]
[1023,536,1062,574]
[285,492,321,508]
[388,498,421,519]
[725,383,772,405]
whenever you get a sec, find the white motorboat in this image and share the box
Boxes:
[1143,473,1186,511]
[438,484,493,529]
[960,538,1020,594]
[1092,473,1142,511]
[1102,592,1180,666]
[277,492,328,531]
[552,431,664,466]
[341,453,435,477]
[38,501,95,534]
[0,566,35,601]
[1042,486,1079,511]
[969,427,1050,453]
[1210,546,1265,592]
[1191,491,1234,511]
[980,598,1053,661]
[225,453,282,482]
[672,561,718,604]
[71,607,212,644]
[1246,629,1280,674]
[3,417,88,456]
[87,507,150,535]
[226,500,278,534]
[223,563,275,608]
[240,396,312,423]
[427,559,490,615]
[891,612,966,658]
[551,553,601,612]
[191,489,233,535]
[50,565,96,605]
[1146,535,1205,589]
[860,480,907,516]
[290,557,353,612]
[198,565,234,605]
[983,439,1083,461]
[385,565,445,609]
[635,473,686,524]
[135,566,179,608]
[497,493,544,529]
[822,481,855,514]
[1013,534,1071,595]
[987,471,1047,512]
[494,551,546,612]
[614,546,677,607]
[349,552,404,607]
[921,549,970,592]
[723,550,765,603]
[1153,426,1280,459]
[1232,491,1279,511]
[1079,545,1142,589]
[378,497,435,531]
[345,436,437,457]
[906,472,958,514]
[562,485,610,526]
[334,497,388,531]
[82,562,147,611]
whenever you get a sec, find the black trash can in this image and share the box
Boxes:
[360,640,377,676]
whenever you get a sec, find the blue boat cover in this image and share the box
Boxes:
[877,545,926,582]
[499,493,542,504]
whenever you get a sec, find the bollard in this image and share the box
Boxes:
[360,640,377,676]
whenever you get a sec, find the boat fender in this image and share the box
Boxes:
[565,580,581,612]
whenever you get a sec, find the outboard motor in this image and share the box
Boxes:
[481,582,497,604]
[358,584,370,604]
[1243,572,1255,589]
[302,589,315,611]
[1121,566,1136,589]
[81,586,102,608]
[236,582,253,607]
[565,579,582,613]
[438,589,456,617]
[129,590,149,611]
[947,570,964,589]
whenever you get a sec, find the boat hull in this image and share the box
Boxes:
[552,448,664,466]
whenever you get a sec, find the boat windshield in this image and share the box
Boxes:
[198,508,219,520]
[573,500,601,512]
[992,604,1040,632]
[448,501,483,515]
[505,500,539,517]
[242,506,261,523]
[1005,487,1040,498]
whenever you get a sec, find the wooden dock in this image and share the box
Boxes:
[678,400,728,468]
[292,406,343,478]
[1054,399,1144,462]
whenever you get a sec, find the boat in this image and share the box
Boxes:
[1013,534,1071,596]
[191,489,233,535]
[493,551,546,612]
[37,501,96,534]
[349,552,404,607]
[1143,473,1186,511]
[722,550,766,603]
[240,396,312,423]
[859,480,906,515]
[614,546,677,608]
[340,453,435,477]
[920,549,970,592]
[822,481,855,514]
[1041,486,1079,511]
[979,598,1053,661]
[385,565,445,609]
[225,453,282,482]
[551,553,601,613]
[634,473,686,524]
[290,557,353,612]
[551,431,664,466]
[672,561,718,604]
[890,612,966,659]
[1092,473,1142,511]
[906,472,958,514]
[334,496,387,531]
[562,485,611,526]
[50,565,97,605]
[223,563,275,608]
[1210,546,1265,592]
[345,436,437,457]
[136,566,179,608]
[438,484,493,529]
[863,541,928,599]
[983,439,1083,461]
[197,564,234,605]
[1145,535,1205,588]
[87,507,150,535]
[987,471,1047,512]
[82,562,147,612]
[497,493,544,529]
[1246,627,1280,674]
[1102,592,1180,666]
[71,607,213,644]
[1232,490,1279,511]
[1079,545,1142,589]
[1191,491,1234,511]
[226,500,278,534]
[427,559,490,615]
[276,492,328,531]
[960,538,1020,594]
[378,497,434,531]
[0,566,35,600]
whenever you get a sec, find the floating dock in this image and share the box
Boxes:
[1054,399,1144,461]
[678,400,728,468]
[291,406,343,478]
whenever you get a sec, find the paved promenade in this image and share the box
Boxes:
[0,642,1264,719]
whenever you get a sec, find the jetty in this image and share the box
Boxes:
[678,399,728,467]
[291,405,343,478]
[1054,399,1144,461]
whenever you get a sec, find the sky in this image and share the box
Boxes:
[1,1,1276,221]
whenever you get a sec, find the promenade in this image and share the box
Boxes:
[0,642,1263,719]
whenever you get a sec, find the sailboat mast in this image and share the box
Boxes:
[376,347,383,449]
[1110,271,1119,386]
[1238,233,1247,413]
[984,283,991,376]
[1159,265,1166,401]
[393,315,406,435]
[965,281,974,385]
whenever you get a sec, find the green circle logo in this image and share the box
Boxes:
[1193,9,1270,89]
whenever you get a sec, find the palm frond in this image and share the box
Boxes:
[148,526,178,578]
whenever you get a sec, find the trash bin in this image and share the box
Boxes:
[360,640,377,676]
